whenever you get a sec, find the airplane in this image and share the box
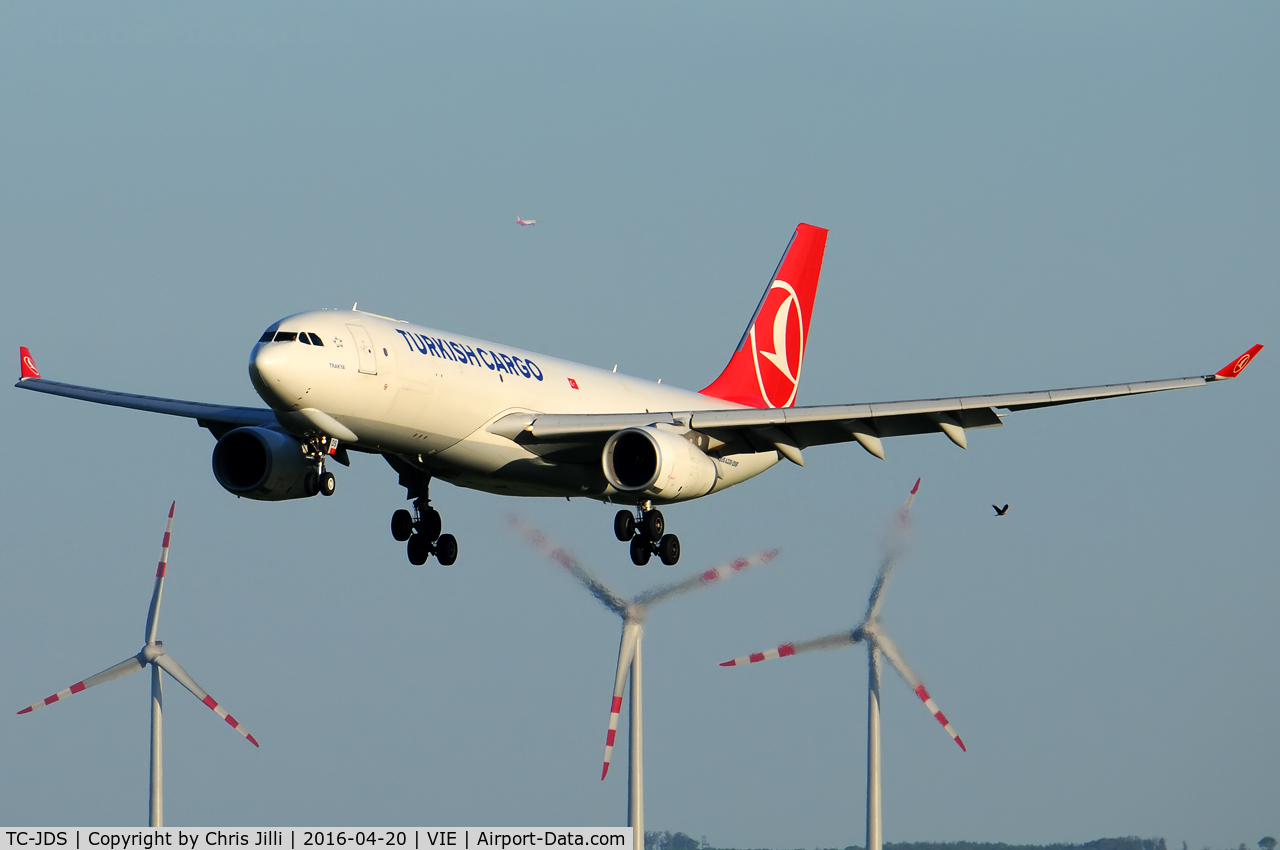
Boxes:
[993,504,1009,516]
[517,216,536,226]
[15,224,1263,567]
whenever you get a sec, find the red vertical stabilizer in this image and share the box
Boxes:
[699,223,828,408]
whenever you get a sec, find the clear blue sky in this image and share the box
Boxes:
[1,3,1276,846]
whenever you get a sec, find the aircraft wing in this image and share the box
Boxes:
[15,378,275,438]
[489,345,1263,461]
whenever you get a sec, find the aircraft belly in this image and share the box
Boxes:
[433,433,538,475]
[433,454,609,499]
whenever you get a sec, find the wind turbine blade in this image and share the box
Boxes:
[865,479,921,623]
[904,477,921,510]
[509,516,628,616]
[875,632,965,751]
[145,501,176,644]
[633,549,780,608]
[152,654,259,747]
[16,655,145,714]
[601,621,640,780]
[719,629,858,666]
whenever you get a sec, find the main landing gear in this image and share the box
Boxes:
[385,458,458,566]
[615,503,680,566]
[302,436,338,498]
[391,501,457,566]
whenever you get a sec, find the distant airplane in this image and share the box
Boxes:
[517,216,537,226]
[993,504,1009,516]
[13,223,1263,568]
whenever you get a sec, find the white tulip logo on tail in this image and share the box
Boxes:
[697,223,828,409]
[750,280,805,408]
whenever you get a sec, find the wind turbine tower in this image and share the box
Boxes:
[720,480,964,850]
[513,517,778,849]
[17,502,259,826]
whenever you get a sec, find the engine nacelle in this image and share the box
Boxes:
[602,426,718,501]
[212,426,314,501]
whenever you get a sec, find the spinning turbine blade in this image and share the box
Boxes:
[509,516,627,615]
[17,655,146,714]
[865,479,921,623]
[145,502,176,644]
[904,478,920,509]
[602,622,641,780]
[874,632,965,751]
[634,549,779,608]
[719,630,859,666]
[512,515,781,789]
[152,654,259,747]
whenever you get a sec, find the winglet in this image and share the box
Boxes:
[1212,344,1263,380]
[19,347,41,381]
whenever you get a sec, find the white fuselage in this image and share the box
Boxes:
[249,310,779,502]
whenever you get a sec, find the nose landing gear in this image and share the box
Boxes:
[302,436,339,497]
[615,503,680,566]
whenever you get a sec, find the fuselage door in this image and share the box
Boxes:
[347,324,377,375]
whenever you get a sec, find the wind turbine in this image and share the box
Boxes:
[512,517,778,849]
[719,479,964,850]
[17,502,258,827]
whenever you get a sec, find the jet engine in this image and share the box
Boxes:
[602,426,718,501]
[211,426,314,501]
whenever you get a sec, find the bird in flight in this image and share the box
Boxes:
[992,504,1009,516]
[517,216,537,226]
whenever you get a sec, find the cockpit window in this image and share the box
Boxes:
[258,326,322,344]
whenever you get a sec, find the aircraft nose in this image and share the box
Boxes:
[250,342,304,409]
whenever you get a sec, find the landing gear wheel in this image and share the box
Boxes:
[435,533,458,566]
[419,507,442,542]
[630,535,652,566]
[407,534,430,566]
[304,471,320,497]
[657,534,680,566]
[318,471,336,496]
[614,510,636,542]
[391,510,414,541]
[642,509,665,542]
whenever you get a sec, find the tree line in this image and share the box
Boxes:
[645,834,1278,850]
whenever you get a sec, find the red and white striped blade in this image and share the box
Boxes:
[601,622,640,780]
[719,629,858,667]
[904,477,921,510]
[144,502,176,644]
[634,549,780,609]
[865,479,920,623]
[16,655,145,714]
[152,653,259,747]
[875,632,965,751]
